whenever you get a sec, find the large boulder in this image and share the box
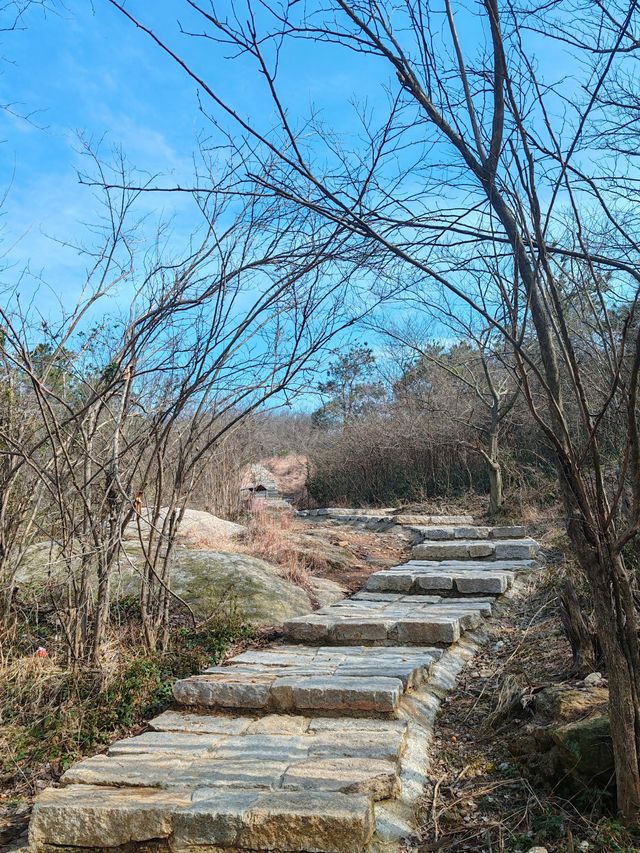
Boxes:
[171,550,341,625]
[124,507,246,548]
[509,682,613,794]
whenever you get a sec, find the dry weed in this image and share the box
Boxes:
[244,503,318,598]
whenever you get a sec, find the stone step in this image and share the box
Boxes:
[298,508,473,526]
[403,558,538,572]
[411,537,538,562]
[283,598,490,647]
[172,644,446,716]
[62,720,407,797]
[29,784,375,852]
[204,644,442,689]
[174,673,405,717]
[409,524,526,542]
[365,567,513,595]
[391,513,474,525]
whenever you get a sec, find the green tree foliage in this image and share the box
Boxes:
[311,344,385,427]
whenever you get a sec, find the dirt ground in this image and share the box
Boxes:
[410,567,638,853]
[291,517,409,591]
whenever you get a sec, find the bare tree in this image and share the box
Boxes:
[377,301,521,513]
[0,151,369,660]
[104,0,640,818]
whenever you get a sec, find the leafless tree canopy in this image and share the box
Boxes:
[0,151,371,658]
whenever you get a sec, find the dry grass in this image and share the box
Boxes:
[243,503,323,600]
[259,454,309,500]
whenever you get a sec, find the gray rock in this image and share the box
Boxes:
[412,541,495,561]
[271,675,404,715]
[148,711,252,735]
[173,673,274,710]
[236,790,375,853]
[108,731,223,756]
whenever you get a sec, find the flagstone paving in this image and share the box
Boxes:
[26,511,541,853]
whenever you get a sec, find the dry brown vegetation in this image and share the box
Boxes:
[414,539,640,853]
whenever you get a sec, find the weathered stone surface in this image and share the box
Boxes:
[453,573,509,594]
[393,617,461,645]
[212,734,305,761]
[494,539,539,560]
[148,711,252,735]
[366,571,416,592]
[29,785,188,848]
[158,551,318,626]
[510,682,612,796]
[172,790,260,847]
[235,791,375,853]
[284,614,337,643]
[393,514,474,525]
[306,717,408,734]
[281,757,399,799]
[307,730,407,761]
[412,573,455,591]
[283,596,487,647]
[534,684,609,722]
[271,675,403,715]
[367,566,512,596]
[173,758,290,790]
[334,661,427,689]
[412,538,538,562]
[62,754,189,788]
[245,714,309,735]
[173,673,274,710]
[412,540,495,561]
[551,715,613,786]
[413,526,491,541]
[490,525,526,539]
[406,558,536,572]
[182,789,377,852]
[108,731,223,756]
[331,619,395,644]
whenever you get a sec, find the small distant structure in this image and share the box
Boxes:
[241,463,285,505]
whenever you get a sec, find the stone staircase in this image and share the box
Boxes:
[27,514,540,853]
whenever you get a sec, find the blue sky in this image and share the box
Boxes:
[1,2,212,301]
[0,1,385,299]
[0,0,396,410]
[0,0,581,328]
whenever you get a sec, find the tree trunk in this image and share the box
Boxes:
[486,424,503,514]
[577,544,640,822]
[559,578,597,677]
[488,461,503,514]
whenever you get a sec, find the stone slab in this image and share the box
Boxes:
[412,538,538,561]
[412,525,490,541]
[271,675,404,715]
[148,711,252,735]
[231,790,375,853]
[367,569,510,595]
[393,514,474,525]
[404,558,538,572]
[28,785,189,848]
[412,540,495,560]
[30,785,375,853]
